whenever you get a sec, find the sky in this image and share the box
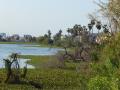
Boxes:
[0,0,99,36]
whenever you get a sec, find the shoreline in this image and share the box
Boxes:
[0,48,88,90]
[20,55,56,68]
[0,41,36,44]
[0,41,61,49]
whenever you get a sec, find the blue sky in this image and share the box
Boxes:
[0,0,99,36]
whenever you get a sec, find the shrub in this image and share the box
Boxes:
[100,33,120,68]
[91,50,99,62]
[88,76,118,90]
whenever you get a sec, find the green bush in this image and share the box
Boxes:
[91,50,99,62]
[100,33,120,68]
[88,76,118,90]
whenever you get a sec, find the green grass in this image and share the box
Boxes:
[0,68,88,90]
[1,46,117,90]
[0,42,62,49]
[0,54,92,90]
[20,55,87,71]
[0,41,36,44]
[21,55,58,68]
[1,33,120,89]
[0,43,94,90]
[0,54,91,90]
[0,42,62,50]
[32,44,62,49]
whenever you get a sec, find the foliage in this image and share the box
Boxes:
[88,75,118,90]
[108,0,120,19]
[88,32,120,90]
[100,32,120,68]
[91,50,99,62]
[96,0,120,33]
[0,0,120,89]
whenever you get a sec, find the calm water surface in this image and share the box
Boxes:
[0,44,61,68]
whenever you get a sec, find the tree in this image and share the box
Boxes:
[108,0,120,18]
[4,53,27,83]
[88,23,93,34]
[96,0,120,33]
[67,28,71,35]
[96,21,102,34]
[53,30,63,46]
[103,25,109,33]
[48,30,52,39]
[59,29,62,35]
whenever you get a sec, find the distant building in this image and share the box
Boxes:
[24,35,33,42]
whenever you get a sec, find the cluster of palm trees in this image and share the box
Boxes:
[65,19,113,46]
[66,20,105,37]
[67,24,88,37]
[37,18,111,46]
[90,20,111,34]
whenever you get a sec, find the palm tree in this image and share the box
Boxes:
[88,23,93,35]
[91,19,96,25]
[96,0,120,33]
[67,28,71,35]
[73,24,79,37]
[77,25,83,43]
[59,29,62,34]
[103,25,109,34]
[83,26,87,31]
[91,19,96,34]
[77,25,83,35]
[96,21,102,35]
[48,30,52,39]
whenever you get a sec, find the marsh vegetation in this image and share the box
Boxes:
[0,0,120,90]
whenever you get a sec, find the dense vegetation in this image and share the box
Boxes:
[0,0,120,90]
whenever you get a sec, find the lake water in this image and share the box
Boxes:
[0,44,61,69]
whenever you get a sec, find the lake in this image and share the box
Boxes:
[0,44,61,69]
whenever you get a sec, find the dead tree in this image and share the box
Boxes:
[4,53,27,83]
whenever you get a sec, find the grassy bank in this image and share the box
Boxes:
[0,42,61,49]
[0,41,36,44]
[0,53,120,90]
[21,55,57,68]
[0,68,88,90]
[0,55,91,90]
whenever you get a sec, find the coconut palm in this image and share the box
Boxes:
[59,29,62,35]
[91,19,96,25]
[73,24,79,36]
[103,25,109,34]
[91,19,96,34]
[96,0,120,33]
[88,23,93,34]
[67,28,71,35]
[48,30,52,39]
[77,25,83,35]
[96,21,102,34]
